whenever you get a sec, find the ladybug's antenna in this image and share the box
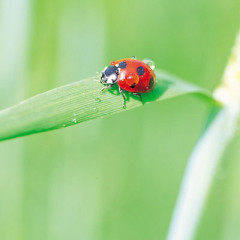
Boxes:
[94,72,102,82]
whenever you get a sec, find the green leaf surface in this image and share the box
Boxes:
[0,70,215,141]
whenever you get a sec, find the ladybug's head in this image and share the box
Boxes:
[101,65,119,85]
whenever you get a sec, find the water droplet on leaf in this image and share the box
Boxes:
[72,118,77,124]
[95,97,101,103]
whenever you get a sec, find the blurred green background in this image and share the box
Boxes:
[0,0,240,239]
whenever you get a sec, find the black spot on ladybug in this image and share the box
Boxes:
[105,66,118,76]
[130,83,136,88]
[149,77,154,89]
[137,66,145,76]
[118,61,127,69]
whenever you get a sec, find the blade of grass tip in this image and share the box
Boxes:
[0,70,214,141]
[167,31,240,240]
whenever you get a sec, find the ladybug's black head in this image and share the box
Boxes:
[101,65,119,85]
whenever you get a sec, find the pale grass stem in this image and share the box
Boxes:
[167,31,240,240]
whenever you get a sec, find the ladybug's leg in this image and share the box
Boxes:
[100,84,114,92]
[132,92,143,104]
[118,87,126,108]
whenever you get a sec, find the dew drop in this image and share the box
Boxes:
[93,107,98,112]
[143,58,155,70]
[95,97,101,103]
[72,118,77,124]
[73,113,77,116]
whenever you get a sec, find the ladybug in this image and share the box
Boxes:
[100,57,156,108]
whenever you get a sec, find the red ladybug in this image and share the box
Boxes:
[100,57,156,108]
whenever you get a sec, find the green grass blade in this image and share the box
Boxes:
[167,31,240,240]
[167,105,238,240]
[0,70,214,141]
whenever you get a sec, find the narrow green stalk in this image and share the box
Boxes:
[167,31,240,240]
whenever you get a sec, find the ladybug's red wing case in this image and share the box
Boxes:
[111,58,156,93]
